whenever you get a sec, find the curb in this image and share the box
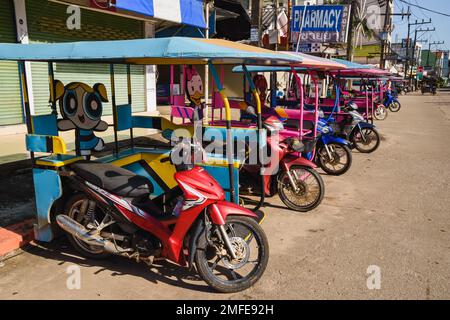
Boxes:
[0,219,35,259]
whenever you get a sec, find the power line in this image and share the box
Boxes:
[399,0,450,18]
[410,0,447,50]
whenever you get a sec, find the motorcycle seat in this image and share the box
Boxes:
[71,161,152,199]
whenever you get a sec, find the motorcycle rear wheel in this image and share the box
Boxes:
[277,166,324,212]
[389,101,401,112]
[374,105,389,121]
[317,143,352,176]
[63,194,111,259]
[194,216,269,293]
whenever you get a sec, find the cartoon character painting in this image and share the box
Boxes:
[54,80,109,157]
[185,65,204,122]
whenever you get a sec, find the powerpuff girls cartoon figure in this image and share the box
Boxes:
[185,65,204,122]
[54,81,109,158]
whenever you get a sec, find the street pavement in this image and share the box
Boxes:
[0,92,449,299]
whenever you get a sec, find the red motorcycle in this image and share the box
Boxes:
[56,141,269,293]
[240,117,325,212]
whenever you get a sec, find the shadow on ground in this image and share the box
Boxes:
[24,238,215,294]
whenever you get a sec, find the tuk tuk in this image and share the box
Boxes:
[0,37,302,292]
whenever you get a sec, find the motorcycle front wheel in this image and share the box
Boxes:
[277,166,325,212]
[194,216,269,293]
[373,105,389,120]
[353,127,381,153]
[389,101,401,112]
[317,143,352,176]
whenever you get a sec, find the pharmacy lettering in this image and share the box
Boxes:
[291,5,351,44]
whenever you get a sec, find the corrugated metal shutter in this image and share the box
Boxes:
[31,63,145,116]
[26,0,146,116]
[0,1,23,126]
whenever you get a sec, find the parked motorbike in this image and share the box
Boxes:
[56,140,269,293]
[373,103,389,121]
[313,114,353,176]
[281,111,352,176]
[421,84,437,95]
[325,102,381,154]
[240,116,325,212]
[384,90,402,112]
[394,82,407,96]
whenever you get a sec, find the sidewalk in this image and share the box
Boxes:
[0,219,34,259]
[1,93,450,299]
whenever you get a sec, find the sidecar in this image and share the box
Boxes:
[0,38,301,241]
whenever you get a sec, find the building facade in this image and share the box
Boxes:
[0,0,154,126]
[0,0,206,127]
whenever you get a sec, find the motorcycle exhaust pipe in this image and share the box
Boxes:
[56,215,130,255]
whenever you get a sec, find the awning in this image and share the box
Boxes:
[333,69,391,78]
[0,37,303,66]
[116,0,206,28]
[232,52,347,73]
[282,52,347,70]
[331,58,372,69]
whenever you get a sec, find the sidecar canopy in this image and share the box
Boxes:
[0,37,303,66]
[231,52,347,73]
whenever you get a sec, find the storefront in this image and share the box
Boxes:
[29,0,147,116]
[0,1,23,126]
[0,0,206,126]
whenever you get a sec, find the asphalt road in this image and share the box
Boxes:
[1,92,449,300]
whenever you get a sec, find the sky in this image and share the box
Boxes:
[392,0,450,52]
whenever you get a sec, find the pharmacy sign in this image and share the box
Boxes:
[291,5,351,44]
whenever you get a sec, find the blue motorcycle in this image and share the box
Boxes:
[326,102,381,154]
[283,108,353,176]
[384,90,401,112]
[312,114,353,175]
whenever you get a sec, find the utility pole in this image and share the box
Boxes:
[273,0,279,51]
[346,0,357,61]
[405,6,411,80]
[380,0,393,69]
[380,3,410,69]
[410,26,435,89]
[426,41,445,67]
[406,19,432,87]
[251,0,263,47]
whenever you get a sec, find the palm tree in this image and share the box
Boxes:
[353,0,377,48]
[326,0,377,60]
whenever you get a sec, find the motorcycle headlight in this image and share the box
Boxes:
[321,126,330,134]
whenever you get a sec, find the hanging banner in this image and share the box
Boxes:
[290,5,351,44]
[116,0,206,28]
[56,1,205,28]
